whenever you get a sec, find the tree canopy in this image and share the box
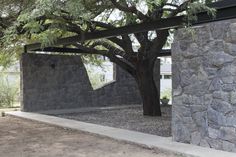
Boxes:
[0,0,33,66]
[0,0,216,116]
[0,0,215,67]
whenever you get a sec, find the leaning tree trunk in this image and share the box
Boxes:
[136,59,161,116]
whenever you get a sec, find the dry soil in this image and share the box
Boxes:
[0,116,181,157]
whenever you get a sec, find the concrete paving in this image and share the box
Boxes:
[7,111,236,157]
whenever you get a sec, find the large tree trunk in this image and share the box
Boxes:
[136,59,161,116]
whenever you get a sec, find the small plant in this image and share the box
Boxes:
[161,95,170,105]
[162,96,168,100]
[161,88,171,100]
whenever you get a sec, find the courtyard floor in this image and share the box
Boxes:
[0,116,180,157]
[56,106,172,137]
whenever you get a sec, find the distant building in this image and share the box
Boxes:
[160,57,172,92]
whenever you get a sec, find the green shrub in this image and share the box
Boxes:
[161,96,168,100]
[0,76,19,108]
[161,88,172,100]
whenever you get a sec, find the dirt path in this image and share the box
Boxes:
[0,116,181,157]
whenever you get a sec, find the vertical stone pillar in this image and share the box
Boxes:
[172,19,236,152]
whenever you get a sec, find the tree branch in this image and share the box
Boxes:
[80,40,136,77]
[134,31,152,60]
[121,35,134,54]
[149,30,169,60]
[162,8,177,12]
[110,0,147,20]
[92,40,129,59]
[91,21,115,29]
[73,43,108,56]
[73,42,135,76]
[150,1,190,59]
[91,39,137,65]
[90,20,134,54]
[108,52,136,77]
[168,0,191,17]
[165,3,179,8]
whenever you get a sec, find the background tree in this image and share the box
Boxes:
[0,0,215,116]
[0,0,34,67]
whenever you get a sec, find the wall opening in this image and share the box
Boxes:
[159,56,172,103]
[84,58,115,90]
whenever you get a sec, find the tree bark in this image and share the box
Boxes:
[136,59,161,116]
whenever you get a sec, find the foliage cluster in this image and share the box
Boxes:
[0,0,216,67]
[161,88,171,100]
[0,0,217,115]
[0,74,19,108]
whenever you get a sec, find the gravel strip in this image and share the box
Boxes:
[56,106,172,137]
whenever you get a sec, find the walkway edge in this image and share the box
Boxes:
[7,111,236,157]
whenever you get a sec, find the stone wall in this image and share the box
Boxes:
[92,65,142,107]
[21,53,160,112]
[92,60,160,107]
[172,19,236,152]
[21,53,93,111]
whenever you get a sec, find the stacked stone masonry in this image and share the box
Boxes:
[21,53,160,112]
[172,19,236,152]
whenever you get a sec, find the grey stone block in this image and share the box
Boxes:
[220,127,236,143]
[200,139,210,148]
[191,132,201,145]
[225,23,236,43]
[208,127,220,139]
[222,141,235,152]
[210,99,232,114]
[224,43,236,56]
